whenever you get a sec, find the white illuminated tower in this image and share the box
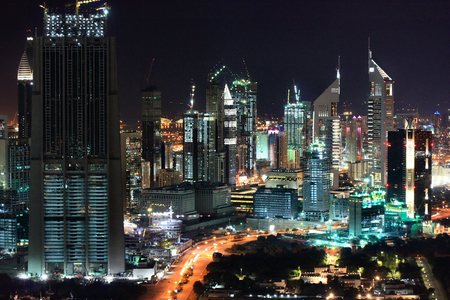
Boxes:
[313,63,341,187]
[223,84,237,186]
[367,44,395,186]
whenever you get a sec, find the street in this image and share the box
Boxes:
[416,256,448,300]
[140,233,258,300]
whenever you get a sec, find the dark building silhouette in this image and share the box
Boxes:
[29,3,124,275]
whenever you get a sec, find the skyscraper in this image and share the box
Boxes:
[313,66,341,180]
[284,87,309,168]
[120,130,142,211]
[29,3,124,275]
[367,46,395,186]
[141,86,163,188]
[232,79,257,183]
[183,85,206,182]
[223,85,237,186]
[387,121,432,220]
[303,143,330,221]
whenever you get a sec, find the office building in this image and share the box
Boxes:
[194,182,233,216]
[183,85,206,182]
[343,116,363,163]
[29,4,124,275]
[141,86,163,187]
[0,116,8,189]
[303,143,330,221]
[254,187,298,219]
[367,47,395,185]
[141,183,197,221]
[313,67,341,170]
[120,130,142,210]
[230,187,257,215]
[348,190,385,237]
[265,168,303,196]
[284,87,309,168]
[17,36,34,140]
[223,84,237,186]
[0,188,18,253]
[158,169,182,188]
[232,79,257,183]
[387,122,432,220]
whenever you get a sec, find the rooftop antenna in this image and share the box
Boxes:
[293,81,300,103]
[242,58,250,80]
[337,55,341,79]
[189,83,196,109]
[145,58,156,86]
[287,89,290,104]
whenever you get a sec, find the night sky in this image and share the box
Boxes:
[2,0,450,125]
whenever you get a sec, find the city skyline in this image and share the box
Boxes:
[2,0,450,124]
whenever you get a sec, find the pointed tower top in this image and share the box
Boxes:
[287,89,291,104]
[17,51,33,81]
[336,55,341,80]
[223,84,232,100]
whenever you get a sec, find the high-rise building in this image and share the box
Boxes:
[0,188,18,253]
[367,47,395,185]
[254,187,298,219]
[232,79,257,182]
[348,190,385,237]
[29,4,124,275]
[343,116,363,163]
[303,143,330,221]
[313,67,341,184]
[120,130,142,211]
[284,87,309,168]
[141,86,163,188]
[0,116,8,189]
[18,36,34,140]
[387,121,432,220]
[223,84,237,186]
[183,85,207,183]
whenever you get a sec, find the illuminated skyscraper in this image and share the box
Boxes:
[313,66,341,176]
[183,85,207,182]
[29,4,124,275]
[343,116,363,163]
[284,87,309,168]
[232,79,257,181]
[367,46,395,185]
[120,130,142,211]
[223,84,237,186]
[141,86,163,188]
[303,143,330,221]
[17,36,34,140]
[387,121,432,220]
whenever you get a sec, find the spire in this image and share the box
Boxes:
[368,37,372,60]
[17,51,33,81]
[223,84,232,100]
[287,89,290,104]
[336,55,341,80]
[189,84,196,109]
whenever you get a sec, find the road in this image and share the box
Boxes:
[140,233,258,300]
[432,208,450,221]
[416,256,448,300]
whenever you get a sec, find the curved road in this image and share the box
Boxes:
[140,233,258,300]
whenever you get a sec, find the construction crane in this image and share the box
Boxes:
[76,0,101,14]
[145,58,156,86]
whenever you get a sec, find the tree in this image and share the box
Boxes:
[193,281,205,295]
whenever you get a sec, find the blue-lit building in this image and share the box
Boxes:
[0,188,18,253]
[29,3,124,276]
[303,143,330,221]
[254,187,298,219]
